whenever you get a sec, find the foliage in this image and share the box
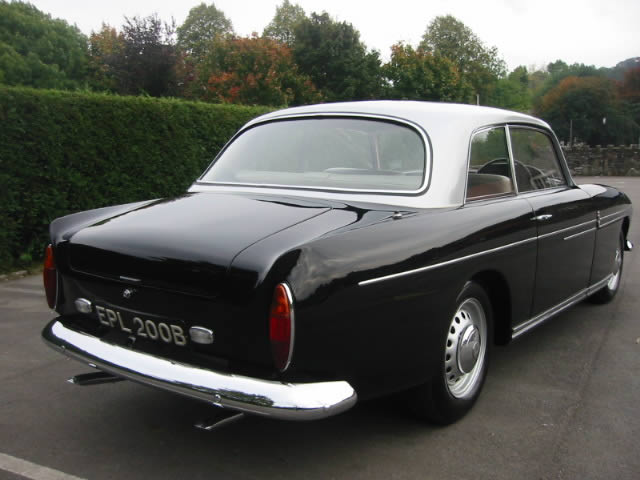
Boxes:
[120,15,179,96]
[419,15,505,102]
[608,57,640,82]
[488,66,531,112]
[616,66,640,143]
[0,0,88,89]
[527,69,548,96]
[203,34,320,106]
[87,24,125,92]
[292,12,383,101]
[0,85,272,270]
[529,60,640,145]
[531,60,606,110]
[536,76,626,145]
[263,0,306,45]
[174,3,235,99]
[383,43,469,102]
[87,15,179,97]
[618,66,640,103]
[177,2,233,60]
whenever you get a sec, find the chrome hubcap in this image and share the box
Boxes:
[607,246,622,291]
[445,298,487,399]
[458,325,481,373]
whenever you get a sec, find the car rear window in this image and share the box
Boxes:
[200,118,426,192]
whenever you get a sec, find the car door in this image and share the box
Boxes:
[466,126,538,327]
[508,126,596,316]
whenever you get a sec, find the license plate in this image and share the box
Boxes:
[95,305,187,347]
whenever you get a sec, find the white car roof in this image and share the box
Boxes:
[248,100,549,133]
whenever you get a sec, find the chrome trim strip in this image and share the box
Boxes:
[538,219,597,240]
[564,227,596,241]
[599,214,626,229]
[42,320,357,421]
[196,179,424,196]
[599,208,629,220]
[359,236,537,286]
[505,125,519,194]
[512,275,611,339]
[280,283,295,372]
[119,276,141,283]
[465,192,516,203]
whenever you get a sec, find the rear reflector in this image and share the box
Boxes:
[43,244,57,309]
[269,283,294,372]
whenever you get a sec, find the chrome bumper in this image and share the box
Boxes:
[42,319,357,420]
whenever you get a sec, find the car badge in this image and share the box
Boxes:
[122,288,135,299]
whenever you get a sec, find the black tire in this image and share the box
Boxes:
[589,231,624,304]
[409,281,493,425]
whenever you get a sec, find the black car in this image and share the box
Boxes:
[42,101,633,426]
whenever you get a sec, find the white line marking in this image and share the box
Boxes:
[0,452,86,480]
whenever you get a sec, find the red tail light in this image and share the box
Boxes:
[43,244,57,309]
[269,283,294,372]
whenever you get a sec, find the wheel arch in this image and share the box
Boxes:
[471,270,512,346]
[622,216,630,240]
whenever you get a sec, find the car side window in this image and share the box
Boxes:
[509,128,567,192]
[466,127,515,201]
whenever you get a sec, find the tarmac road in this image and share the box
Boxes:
[0,176,638,480]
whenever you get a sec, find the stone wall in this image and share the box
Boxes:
[562,144,640,176]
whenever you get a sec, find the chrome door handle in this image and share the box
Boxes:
[533,214,553,221]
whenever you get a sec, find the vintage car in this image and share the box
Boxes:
[42,101,633,426]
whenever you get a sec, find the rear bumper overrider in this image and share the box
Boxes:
[42,319,357,420]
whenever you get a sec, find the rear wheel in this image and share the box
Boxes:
[409,281,493,424]
[590,232,624,304]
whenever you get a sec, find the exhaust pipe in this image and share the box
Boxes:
[194,410,245,431]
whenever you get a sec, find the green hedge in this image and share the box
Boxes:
[0,86,273,270]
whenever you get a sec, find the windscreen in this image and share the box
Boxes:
[200,118,426,192]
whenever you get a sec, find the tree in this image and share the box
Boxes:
[115,15,178,96]
[177,2,233,60]
[537,76,625,145]
[292,12,383,101]
[0,0,88,89]
[383,43,469,102]
[204,34,321,106]
[488,66,531,112]
[608,57,640,82]
[617,66,640,144]
[532,60,606,110]
[263,0,306,45]
[87,24,125,91]
[618,66,640,104]
[528,68,548,95]
[419,15,505,103]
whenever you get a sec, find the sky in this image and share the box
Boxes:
[28,0,639,72]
